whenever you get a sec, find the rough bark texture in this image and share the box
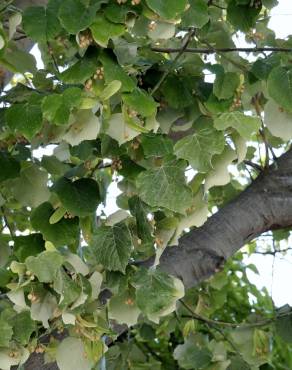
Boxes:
[159,148,292,287]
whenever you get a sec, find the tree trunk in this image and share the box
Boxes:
[159,148,292,287]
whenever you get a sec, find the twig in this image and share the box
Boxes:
[207,0,226,9]
[1,206,14,238]
[180,300,243,358]
[251,247,292,256]
[243,160,262,172]
[151,28,197,96]
[179,299,275,328]
[252,93,270,168]
[47,42,60,75]
[151,46,292,54]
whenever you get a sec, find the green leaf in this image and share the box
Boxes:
[129,196,154,247]
[58,0,101,34]
[31,202,79,248]
[99,80,122,101]
[174,119,225,172]
[182,0,209,28]
[56,337,93,370]
[53,269,81,307]
[100,52,135,92]
[90,15,125,48]
[14,234,45,262]
[264,100,292,140]
[267,66,292,114]
[22,3,62,43]
[145,0,188,19]
[61,110,101,146]
[213,72,240,100]
[148,21,175,40]
[0,268,13,288]
[6,102,43,140]
[52,177,100,217]
[122,89,158,117]
[136,160,193,214]
[140,134,173,158]
[205,146,237,191]
[173,337,212,369]
[105,113,140,145]
[227,0,261,32]
[0,152,20,182]
[230,327,269,366]
[42,87,81,125]
[162,76,193,109]
[214,112,261,140]
[30,292,58,328]
[3,49,37,75]
[90,222,132,273]
[0,316,13,347]
[12,311,36,345]
[10,164,50,208]
[25,251,64,282]
[0,348,29,370]
[132,269,182,317]
[108,291,141,326]
[60,59,97,84]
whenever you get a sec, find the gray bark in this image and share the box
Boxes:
[159,148,292,287]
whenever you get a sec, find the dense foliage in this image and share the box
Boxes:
[1,0,292,368]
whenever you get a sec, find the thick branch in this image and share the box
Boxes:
[158,148,292,288]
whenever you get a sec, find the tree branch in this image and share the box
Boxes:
[151,46,292,54]
[157,148,292,288]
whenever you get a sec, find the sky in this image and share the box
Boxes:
[243,0,292,307]
[31,0,292,307]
